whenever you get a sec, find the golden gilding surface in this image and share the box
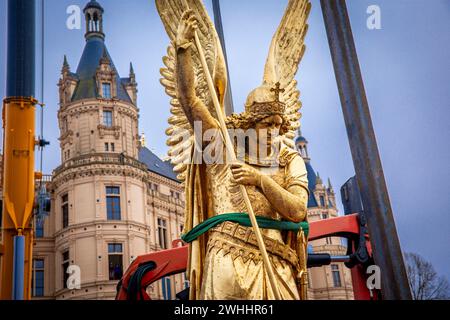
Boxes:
[156,0,311,300]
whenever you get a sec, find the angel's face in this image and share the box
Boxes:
[254,115,283,146]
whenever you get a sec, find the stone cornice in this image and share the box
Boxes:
[147,193,185,213]
[115,105,138,120]
[59,98,138,117]
[147,171,183,191]
[54,220,151,246]
[52,153,149,188]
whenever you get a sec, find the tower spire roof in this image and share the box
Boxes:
[316,171,323,185]
[84,0,104,13]
[295,127,307,144]
[63,55,69,68]
[62,55,70,73]
[68,0,132,103]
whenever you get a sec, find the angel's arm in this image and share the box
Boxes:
[259,176,308,223]
[231,156,309,222]
[176,10,218,133]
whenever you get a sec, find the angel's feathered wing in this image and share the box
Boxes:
[156,0,228,183]
[264,0,311,149]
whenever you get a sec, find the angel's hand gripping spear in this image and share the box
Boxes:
[175,9,283,300]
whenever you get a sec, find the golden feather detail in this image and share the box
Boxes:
[156,0,228,183]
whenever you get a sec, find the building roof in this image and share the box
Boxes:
[138,147,179,182]
[295,128,307,144]
[84,0,104,12]
[305,160,318,208]
[71,37,132,103]
[295,135,307,143]
[120,77,132,85]
[295,130,320,208]
[68,72,79,80]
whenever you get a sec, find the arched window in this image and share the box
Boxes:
[93,13,99,32]
[86,13,92,31]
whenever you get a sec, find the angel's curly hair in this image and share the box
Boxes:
[225,111,291,136]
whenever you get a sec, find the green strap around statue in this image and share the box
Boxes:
[181,212,309,243]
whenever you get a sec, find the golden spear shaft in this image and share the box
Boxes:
[181,0,282,300]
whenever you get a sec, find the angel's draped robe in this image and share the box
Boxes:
[195,141,309,300]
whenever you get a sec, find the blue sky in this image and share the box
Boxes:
[0,0,449,282]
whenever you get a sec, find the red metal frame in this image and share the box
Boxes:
[116,214,375,300]
[115,240,188,300]
[310,214,373,300]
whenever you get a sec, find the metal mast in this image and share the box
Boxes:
[212,0,234,115]
[1,0,37,300]
[320,0,412,299]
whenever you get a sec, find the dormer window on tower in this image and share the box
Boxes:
[102,82,111,98]
[96,49,117,99]
[320,195,325,207]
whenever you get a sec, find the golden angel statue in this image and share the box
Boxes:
[156,0,312,300]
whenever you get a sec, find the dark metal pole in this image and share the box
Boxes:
[320,0,411,299]
[341,176,363,215]
[212,0,234,115]
[7,0,36,97]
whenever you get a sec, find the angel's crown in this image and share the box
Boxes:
[245,82,286,115]
[247,101,285,115]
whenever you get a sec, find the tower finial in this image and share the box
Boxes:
[62,55,70,73]
[84,0,105,40]
[316,172,323,185]
[63,55,69,67]
[327,177,333,190]
[130,62,135,75]
[140,132,146,148]
[99,46,110,65]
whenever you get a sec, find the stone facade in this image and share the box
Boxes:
[0,154,2,228]
[30,0,185,300]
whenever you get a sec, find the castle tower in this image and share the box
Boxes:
[295,130,354,300]
[34,0,156,299]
